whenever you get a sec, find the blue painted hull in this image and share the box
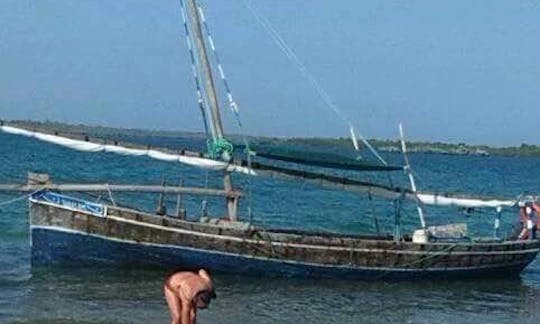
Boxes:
[31,227,529,280]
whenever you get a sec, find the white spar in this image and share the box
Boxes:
[417,193,515,209]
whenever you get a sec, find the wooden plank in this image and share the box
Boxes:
[0,183,241,198]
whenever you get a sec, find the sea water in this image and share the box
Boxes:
[1,132,539,323]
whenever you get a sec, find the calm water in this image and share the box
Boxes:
[1,132,540,323]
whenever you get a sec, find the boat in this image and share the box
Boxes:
[1,0,539,280]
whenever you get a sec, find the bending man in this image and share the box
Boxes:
[164,269,216,324]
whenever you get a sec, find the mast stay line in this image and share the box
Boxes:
[242,0,387,165]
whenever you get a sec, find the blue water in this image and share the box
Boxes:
[1,132,540,323]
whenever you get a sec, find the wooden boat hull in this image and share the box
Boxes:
[29,195,540,280]
[31,226,536,280]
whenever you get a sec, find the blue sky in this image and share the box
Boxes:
[1,0,539,145]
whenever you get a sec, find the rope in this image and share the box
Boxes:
[207,137,234,160]
[248,214,277,256]
[197,4,241,125]
[350,126,388,166]
[79,191,131,210]
[393,196,402,242]
[368,190,381,235]
[201,170,210,217]
[106,184,117,207]
[242,0,388,166]
[0,190,43,207]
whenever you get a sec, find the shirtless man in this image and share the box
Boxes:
[164,269,216,324]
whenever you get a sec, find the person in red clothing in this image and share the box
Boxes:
[164,269,216,324]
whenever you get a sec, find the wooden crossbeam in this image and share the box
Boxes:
[0,183,241,198]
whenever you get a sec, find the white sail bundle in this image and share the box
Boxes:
[103,145,148,156]
[417,193,515,209]
[34,132,103,152]
[0,125,255,175]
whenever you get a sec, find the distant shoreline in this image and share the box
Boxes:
[3,119,540,158]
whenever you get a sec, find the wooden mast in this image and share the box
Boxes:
[185,0,237,220]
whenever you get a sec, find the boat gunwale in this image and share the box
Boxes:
[29,198,540,256]
[106,214,540,256]
[104,202,540,250]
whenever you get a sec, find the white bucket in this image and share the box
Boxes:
[412,229,429,243]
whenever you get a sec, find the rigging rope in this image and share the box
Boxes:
[106,184,117,207]
[197,5,241,127]
[207,137,234,161]
[0,190,42,207]
[201,169,210,217]
[241,0,388,166]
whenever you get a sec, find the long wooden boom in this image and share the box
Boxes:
[0,183,241,198]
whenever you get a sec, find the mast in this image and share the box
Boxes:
[185,0,237,220]
[185,0,224,138]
